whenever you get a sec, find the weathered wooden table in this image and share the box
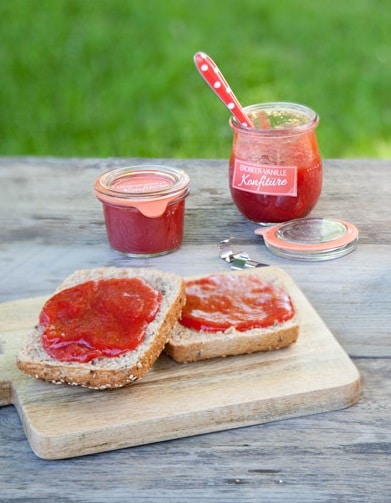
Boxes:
[0,157,389,502]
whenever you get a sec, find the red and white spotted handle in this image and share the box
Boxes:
[194,51,254,127]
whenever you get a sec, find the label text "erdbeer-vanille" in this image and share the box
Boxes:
[232,160,298,197]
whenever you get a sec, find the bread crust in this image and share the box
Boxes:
[17,267,185,389]
[165,268,299,363]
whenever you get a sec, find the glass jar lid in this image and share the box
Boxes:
[94,165,190,217]
[255,218,359,261]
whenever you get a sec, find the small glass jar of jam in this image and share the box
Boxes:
[229,102,322,225]
[94,165,190,256]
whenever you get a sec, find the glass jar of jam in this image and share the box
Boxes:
[229,102,322,225]
[94,165,190,256]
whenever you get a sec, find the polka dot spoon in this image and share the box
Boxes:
[194,51,254,127]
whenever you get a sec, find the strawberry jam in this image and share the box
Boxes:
[40,278,162,362]
[229,102,322,224]
[94,165,190,256]
[179,273,295,332]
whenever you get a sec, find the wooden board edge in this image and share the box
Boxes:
[24,368,361,460]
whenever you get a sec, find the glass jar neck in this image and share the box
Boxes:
[230,102,319,137]
[94,165,190,218]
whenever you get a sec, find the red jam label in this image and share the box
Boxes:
[112,175,172,194]
[232,159,297,197]
[40,278,162,363]
[179,273,295,332]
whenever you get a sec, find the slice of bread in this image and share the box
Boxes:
[165,268,299,363]
[17,267,185,389]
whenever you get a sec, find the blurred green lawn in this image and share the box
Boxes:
[1,0,390,159]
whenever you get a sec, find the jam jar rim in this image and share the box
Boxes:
[230,101,319,137]
[94,165,190,204]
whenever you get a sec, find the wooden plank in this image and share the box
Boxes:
[1,158,390,244]
[0,268,360,460]
[0,358,387,502]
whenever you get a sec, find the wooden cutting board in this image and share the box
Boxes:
[0,268,360,460]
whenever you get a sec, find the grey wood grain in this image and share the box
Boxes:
[0,360,389,502]
[0,157,390,502]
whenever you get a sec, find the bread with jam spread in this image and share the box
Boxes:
[17,267,185,389]
[165,268,299,363]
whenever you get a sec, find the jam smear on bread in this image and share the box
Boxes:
[179,273,295,333]
[40,278,162,362]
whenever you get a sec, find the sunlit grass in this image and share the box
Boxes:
[0,0,390,159]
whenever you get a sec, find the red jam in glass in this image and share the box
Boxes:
[94,165,190,256]
[179,273,295,332]
[229,102,322,224]
[40,277,162,363]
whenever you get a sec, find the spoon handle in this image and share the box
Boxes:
[194,52,254,127]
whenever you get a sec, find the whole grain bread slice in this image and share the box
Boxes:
[17,267,185,389]
[165,268,299,363]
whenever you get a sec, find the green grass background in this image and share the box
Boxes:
[1,0,390,159]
